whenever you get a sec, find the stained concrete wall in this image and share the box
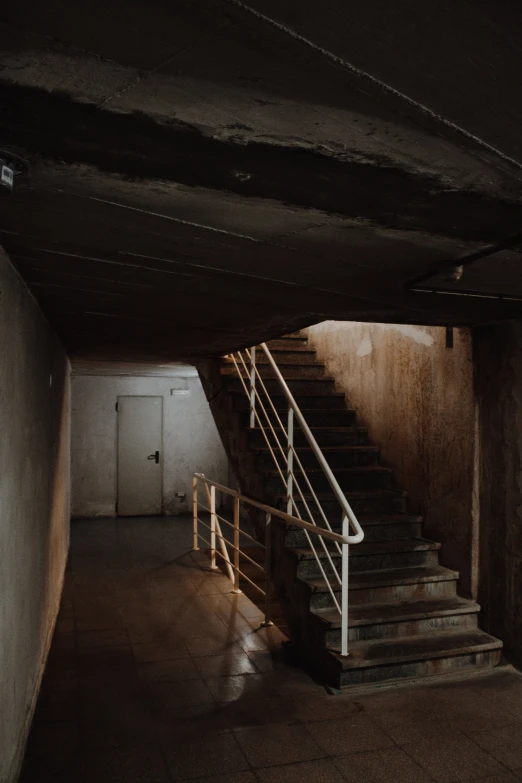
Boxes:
[474,321,522,667]
[305,321,477,595]
[0,250,70,783]
[71,367,228,517]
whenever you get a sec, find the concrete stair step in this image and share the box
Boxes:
[262,337,309,350]
[224,350,319,364]
[264,465,395,494]
[221,364,328,380]
[247,426,369,448]
[227,377,336,394]
[296,537,440,557]
[315,596,480,644]
[242,409,356,428]
[305,565,460,609]
[234,391,347,410]
[331,630,503,687]
[255,446,380,471]
[285,513,423,545]
[294,538,440,577]
[278,488,407,516]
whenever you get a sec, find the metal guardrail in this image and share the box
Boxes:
[192,473,353,641]
[208,341,364,656]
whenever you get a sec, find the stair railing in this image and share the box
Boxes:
[223,341,365,656]
[193,473,354,650]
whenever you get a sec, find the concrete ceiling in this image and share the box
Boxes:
[1,0,522,360]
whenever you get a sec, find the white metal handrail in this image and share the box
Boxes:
[223,341,366,656]
[193,473,352,641]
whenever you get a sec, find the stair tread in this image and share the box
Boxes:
[287,512,422,529]
[222,367,327,376]
[304,565,459,592]
[330,630,503,669]
[293,537,441,559]
[223,356,319,364]
[314,596,480,628]
[251,426,367,432]
[263,348,316,354]
[262,465,393,476]
[253,445,379,453]
[274,488,406,501]
[228,389,345,398]
[358,512,423,525]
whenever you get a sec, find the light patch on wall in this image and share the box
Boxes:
[378,323,435,346]
[356,337,372,357]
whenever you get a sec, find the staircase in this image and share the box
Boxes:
[209,331,503,689]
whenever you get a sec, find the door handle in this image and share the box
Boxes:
[147,451,160,464]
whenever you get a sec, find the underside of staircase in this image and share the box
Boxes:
[202,332,503,689]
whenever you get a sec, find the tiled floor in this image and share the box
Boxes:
[21,515,522,783]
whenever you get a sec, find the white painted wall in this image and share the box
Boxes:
[0,249,70,783]
[71,365,228,517]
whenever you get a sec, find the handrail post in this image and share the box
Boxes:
[210,484,218,570]
[261,512,274,627]
[232,496,242,594]
[249,346,256,428]
[287,406,294,515]
[192,475,199,551]
[341,514,350,656]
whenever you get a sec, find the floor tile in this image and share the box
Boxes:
[333,746,435,782]
[184,635,244,658]
[25,719,79,756]
[233,625,287,651]
[257,758,346,783]
[162,732,249,780]
[155,703,231,737]
[245,650,286,673]
[138,657,201,682]
[33,689,78,723]
[195,652,259,678]
[148,679,215,708]
[288,693,360,723]
[223,696,297,729]
[196,575,238,595]
[40,666,78,692]
[263,669,322,697]
[127,625,184,645]
[77,628,129,650]
[76,613,124,632]
[401,733,508,782]
[306,714,395,756]
[171,619,229,640]
[206,673,278,703]
[369,703,456,745]
[82,746,169,783]
[467,724,522,771]
[234,723,324,767]
[19,754,83,783]
[132,640,190,662]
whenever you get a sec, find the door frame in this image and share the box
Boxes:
[116,394,164,516]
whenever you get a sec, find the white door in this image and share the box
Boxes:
[117,396,163,516]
